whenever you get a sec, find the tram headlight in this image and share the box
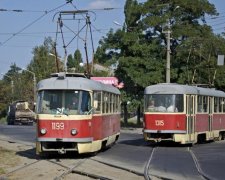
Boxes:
[40,128,47,135]
[71,129,77,135]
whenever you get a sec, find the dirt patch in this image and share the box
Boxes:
[0,146,21,175]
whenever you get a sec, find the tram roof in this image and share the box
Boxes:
[144,83,225,97]
[37,73,120,94]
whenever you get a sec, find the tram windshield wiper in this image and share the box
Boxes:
[56,108,69,116]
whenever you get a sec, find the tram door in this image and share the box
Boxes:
[186,95,196,136]
[208,97,213,132]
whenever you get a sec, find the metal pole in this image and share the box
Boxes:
[22,69,36,103]
[11,80,14,96]
[165,6,179,83]
[166,20,171,83]
[33,75,36,103]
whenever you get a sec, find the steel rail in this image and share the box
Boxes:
[189,147,212,180]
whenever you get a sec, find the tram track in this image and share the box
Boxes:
[0,136,143,180]
[2,149,143,180]
[1,141,213,180]
[143,145,213,180]
[4,159,42,177]
[144,147,156,180]
[2,154,89,180]
[1,132,220,180]
[189,147,211,180]
[54,157,144,180]
[90,158,144,176]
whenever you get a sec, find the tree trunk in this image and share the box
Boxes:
[137,104,141,125]
[123,102,128,125]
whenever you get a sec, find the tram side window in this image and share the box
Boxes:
[197,96,202,112]
[111,94,116,113]
[203,96,208,112]
[214,97,219,113]
[107,94,110,113]
[113,94,120,113]
[110,94,113,113]
[102,92,108,114]
[197,96,207,113]
[108,94,112,113]
[112,94,116,113]
[93,91,101,114]
[114,95,120,113]
[223,98,225,113]
[118,95,121,112]
[218,98,223,113]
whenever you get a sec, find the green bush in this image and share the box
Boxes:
[0,117,7,125]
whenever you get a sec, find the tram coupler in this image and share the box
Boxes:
[58,148,66,154]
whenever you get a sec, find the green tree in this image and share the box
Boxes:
[94,0,225,125]
[0,80,11,118]
[67,49,84,73]
[24,37,62,103]
[28,37,59,81]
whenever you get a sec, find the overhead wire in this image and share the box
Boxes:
[0,2,123,49]
[0,8,47,13]
[0,1,71,47]
[205,11,225,33]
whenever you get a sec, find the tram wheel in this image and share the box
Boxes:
[218,133,223,141]
[197,134,205,144]
[221,133,225,140]
[7,119,14,125]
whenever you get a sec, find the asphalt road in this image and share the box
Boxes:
[1,124,225,180]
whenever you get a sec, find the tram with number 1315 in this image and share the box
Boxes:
[143,83,225,144]
[35,72,120,155]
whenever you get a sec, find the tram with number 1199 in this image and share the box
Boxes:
[35,72,120,155]
[143,83,225,144]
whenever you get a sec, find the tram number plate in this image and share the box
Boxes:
[155,120,164,126]
[52,122,64,130]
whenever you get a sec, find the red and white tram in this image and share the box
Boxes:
[36,73,120,155]
[143,83,225,144]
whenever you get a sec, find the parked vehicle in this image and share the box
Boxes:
[7,100,35,125]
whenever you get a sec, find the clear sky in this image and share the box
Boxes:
[0,0,126,75]
[0,0,224,76]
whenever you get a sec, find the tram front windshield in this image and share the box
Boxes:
[36,90,91,115]
[145,94,183,113]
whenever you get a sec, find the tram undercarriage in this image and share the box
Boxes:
[36,133,120,155]
[143,132,197,144]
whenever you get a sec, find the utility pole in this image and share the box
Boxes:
[165,20,171,83]
[22,69,36,104]
[163,6,179,83]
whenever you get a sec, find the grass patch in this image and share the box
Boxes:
[0,146,20,175]
[0,167,5,174]
[0,117,7,125]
